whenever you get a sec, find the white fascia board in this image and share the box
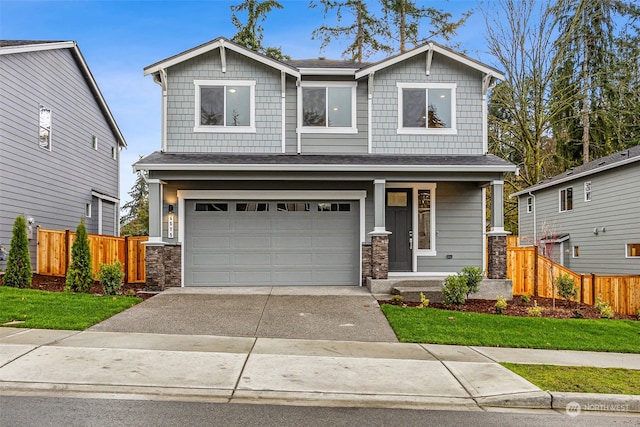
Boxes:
[298,68,358,76]
[355,43,505,80]
[0,41,75,55]
[510,156,640,198]
[144,39,300,78]
[134,163,517,173]
[91,191,120,204]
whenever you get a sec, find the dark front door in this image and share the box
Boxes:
[386,189,412,272]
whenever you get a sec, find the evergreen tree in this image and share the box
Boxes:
[231,0,289,60]
[65,218,93,293]
[550,0,640,165]
[311,0,392,62]
[3,215,32,288]
[120,170,149,236]
[380,0,470,52]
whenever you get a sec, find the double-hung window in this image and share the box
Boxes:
[559,187,573,212]
[300,82,357,133]
[194,80,255,132]
[397,83,456,134]
[39,105,52,150]
[584,181,592,202]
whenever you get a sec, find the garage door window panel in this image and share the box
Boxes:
[236,202,270,212]
[277,202,310,212]
[195,203,228,212]
[318,202,351,212]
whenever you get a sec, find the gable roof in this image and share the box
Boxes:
[0,40,127,148]
[144,37,300,78]
[511,144,640,197]
[143,37,504,81]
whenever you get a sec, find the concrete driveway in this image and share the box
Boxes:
[89,287,399,342]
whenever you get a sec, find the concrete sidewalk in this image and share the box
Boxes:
[0,327,638,413]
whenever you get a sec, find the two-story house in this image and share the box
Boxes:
[135,37,516,289]
[0,41,126,269]
[512,145,640,275]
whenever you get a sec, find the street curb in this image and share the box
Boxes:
[475,391,552,409]
[550,392,640,414]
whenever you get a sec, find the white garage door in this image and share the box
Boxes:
[184,200,359,286]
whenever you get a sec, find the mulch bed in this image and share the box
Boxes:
[0,274,152,299]
[378,296,638,321]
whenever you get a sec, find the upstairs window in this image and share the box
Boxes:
[92,135,98,150]
[559,187,573,212]
[526,197,533,213]
[397,83,456,134]
[300,82,357,133]
[584,181,592,202]
[39,105,52,150]
[194,80,255,133]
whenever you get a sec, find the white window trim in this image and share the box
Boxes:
[38,105,52,151]
[111,146,117,160]
[584,181,592,202]
[193,79,256,133]
[85,203,92,218]
[559,186,573,212]
[92,135,98,150]
[298,81,358,134]
[396,82,457,135]
[572,245,579,258]
[625,243,640,258]
[526,197,533,213]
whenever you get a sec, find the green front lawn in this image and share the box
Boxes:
[502,363,640,395]
[0,287,141,330]
[381,305,640,353]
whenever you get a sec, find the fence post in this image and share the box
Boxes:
[591,273,596,303]
[580,274,585,304]
[64,229,71,274]
[533,245,539,296]
[123,236,129,284]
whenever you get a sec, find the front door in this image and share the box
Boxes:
[386,189,412,272]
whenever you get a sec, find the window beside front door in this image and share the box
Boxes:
[417,189,432,251]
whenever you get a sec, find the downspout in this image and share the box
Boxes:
[482,74,496,154]
[281,71,286,153]
[296,77,302,154]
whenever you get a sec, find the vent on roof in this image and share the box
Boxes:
[318,56,325,60]
[598,161,606,166]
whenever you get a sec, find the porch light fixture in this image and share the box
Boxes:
[168,204,174,214]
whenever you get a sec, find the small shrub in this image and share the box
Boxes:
[65,218,93,293]
[555,273,578,302]
[124,288,137,297]
[594,295,614,319]
[637,309,640,321]
[391,294,404,305]
[495,295,507,314]
[461,266,483,297]
[527,300,543,317]
[520,294,531,304]
[571,309,584,318]
[418,292,430,308]
[442,274,468,305]
[98,261,124,295]
[3,215,32,288]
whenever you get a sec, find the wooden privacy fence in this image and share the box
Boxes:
[37,227,146,284]
[507,245,640,316]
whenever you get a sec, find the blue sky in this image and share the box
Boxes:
[0,0,489,204]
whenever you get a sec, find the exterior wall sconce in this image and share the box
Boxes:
[593,227,606,235]
[168,204,174,214]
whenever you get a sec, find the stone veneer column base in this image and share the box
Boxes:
[487,233,507,279]
[145,244,182,291]
[370,235,389,280]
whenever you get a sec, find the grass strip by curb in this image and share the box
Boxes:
[0,286,141,330]
[381,305,640,353]
[501,363,640,395]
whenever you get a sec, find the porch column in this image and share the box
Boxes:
[144,179,166,290]
[487,180,508,279]
[368,179,391,279]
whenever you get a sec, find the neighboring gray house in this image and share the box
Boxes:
[512,145,640,275]
[0,41,126,268]
[135,37,516,289]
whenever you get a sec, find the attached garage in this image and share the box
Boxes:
[183,198,361,286]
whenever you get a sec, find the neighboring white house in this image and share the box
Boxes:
[135,37,516,289]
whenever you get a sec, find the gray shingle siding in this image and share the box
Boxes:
[166,49,282,153]
[371,54,484,155]
[518,162,640,275]
[0,47,120,268]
